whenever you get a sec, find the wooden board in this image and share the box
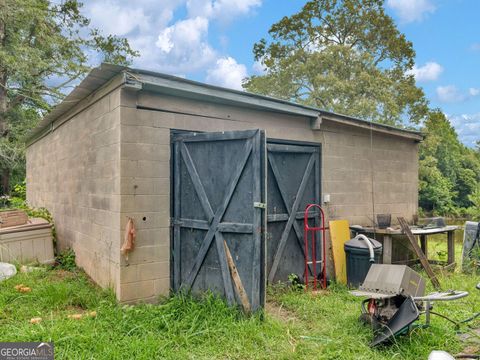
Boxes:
[0,210,28,228]
[329,220,350,285]
[223,240,251,313]
[397,217,441,290]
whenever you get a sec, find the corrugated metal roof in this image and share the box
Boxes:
[27,63,423,145]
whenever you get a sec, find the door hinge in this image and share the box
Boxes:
[172,219,183,226]
[254,202,266,209]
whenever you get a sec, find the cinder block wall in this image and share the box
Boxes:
[117,89,171,303]
[26,86,123,293]
[27,83,419,303]
[320,121,419,225]
[116,89,419,302]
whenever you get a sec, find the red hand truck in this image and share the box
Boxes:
[304,204,327,290]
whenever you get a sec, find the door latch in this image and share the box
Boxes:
[253,202,266,209]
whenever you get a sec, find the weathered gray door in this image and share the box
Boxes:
[266,142,321,283]
[172,129,266,311]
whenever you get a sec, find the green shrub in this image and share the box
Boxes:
[55,248,77,271]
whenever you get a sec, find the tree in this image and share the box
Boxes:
[0,0,138,193]
[467,185,480,221]
[243,0,428,126]
[419,110,480,215]
[418,155,456,215]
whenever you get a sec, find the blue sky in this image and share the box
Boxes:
[84,0,479,146]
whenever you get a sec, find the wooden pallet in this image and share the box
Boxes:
[0,210,28,228]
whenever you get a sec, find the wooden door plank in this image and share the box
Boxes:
[267,153,313,277]
[398,217,441,290]
[268,153,315,283]
[267,211,318,222]
[314,151,321,262]
[223,239,251,313]
[174,129,259,143]
[173,141,181,291]
[183,139,253,289]
[180,143,215,222]
[215,232,236,305]
[267,154,305,243]
[267,143,318,153]
[250,130,262,310]
[173,130,265,311]
[177,219,254,233]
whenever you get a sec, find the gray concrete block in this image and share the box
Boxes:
[120,280,156,302]
[154,277,170,296]
[121,143,170,162]
[123,245,170,265]
[121,125,170,144]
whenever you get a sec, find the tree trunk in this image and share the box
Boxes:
[0,72,7,136]
[0,7,10,195]
[1,169,9,195]
[0,2,7,136]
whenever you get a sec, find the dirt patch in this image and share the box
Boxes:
[458,328,480,357]
[307,289,330,297]
[265,301,298,322]
[48,269,77,281]
[461,344,480,356]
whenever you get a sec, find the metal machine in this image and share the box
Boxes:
[351,264,469,347]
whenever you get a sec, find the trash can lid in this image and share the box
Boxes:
[345,236,382,249]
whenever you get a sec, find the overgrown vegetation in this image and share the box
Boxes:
[0,260,478,359]
[54,249,77,272]
[419,110,480,217]
[0,0,138,193]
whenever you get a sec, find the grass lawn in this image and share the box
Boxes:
[0,249,479,359]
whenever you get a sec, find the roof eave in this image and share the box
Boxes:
[27,63,424,146]
[318,112,424,141]
[133,71,321,119]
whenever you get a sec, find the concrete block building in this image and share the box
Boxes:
[26,64,422,305]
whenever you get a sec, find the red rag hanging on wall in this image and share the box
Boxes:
[121,217,136,262]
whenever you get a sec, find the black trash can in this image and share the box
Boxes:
[344,235,382,288]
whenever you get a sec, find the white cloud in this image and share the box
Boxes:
[252,57,266,75]
[436,85,466,103]
[82,0,262,78]
[151,16,216,73]
[187,0,261,21]
[87,1,149,36]
[387,0,435,23]
[469,87,480,96]
[206,56,248,90]
[436,85,480,103]
[447,113,480,147]
[85,0,180,36]
[156,16,210,54]
[406,61,443,82]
